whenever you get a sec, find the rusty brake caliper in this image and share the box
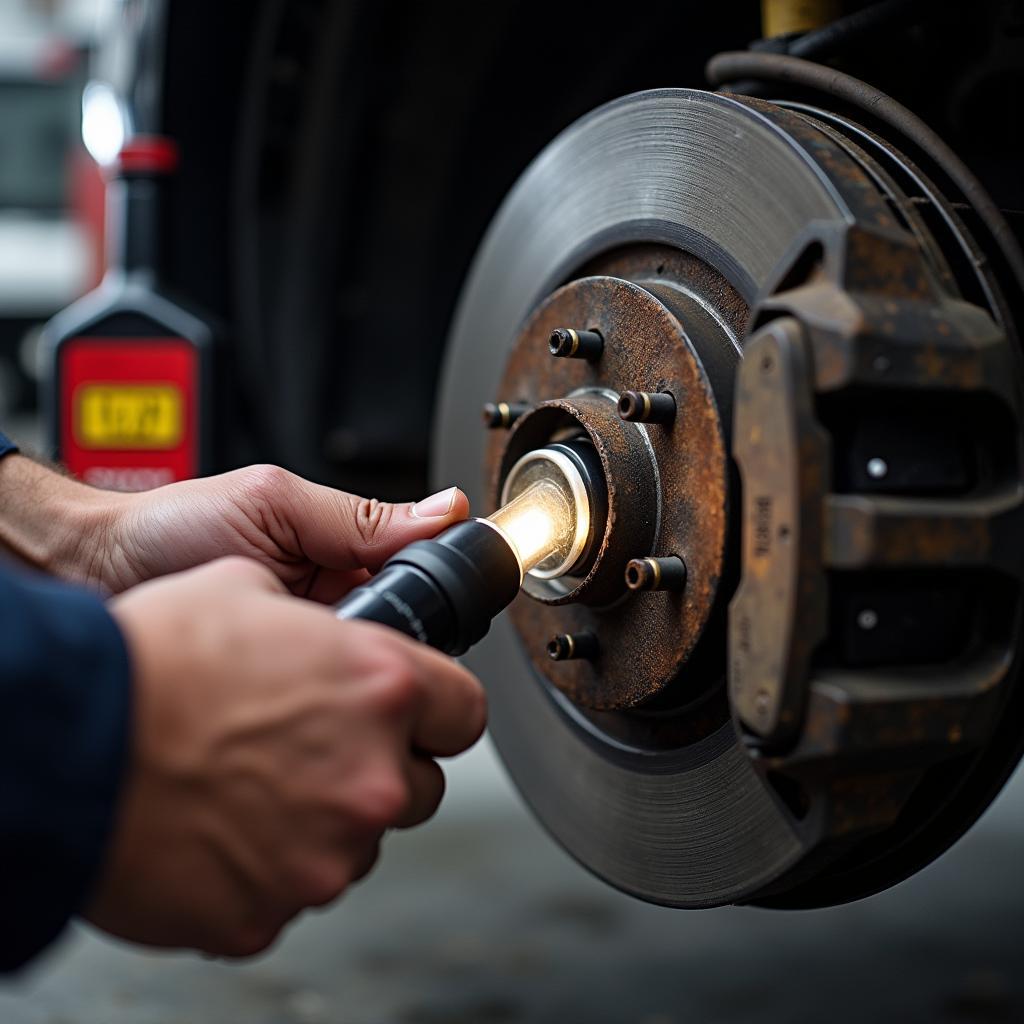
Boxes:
[732,222,1024,842]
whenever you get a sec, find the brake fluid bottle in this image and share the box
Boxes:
[43,136,215,491]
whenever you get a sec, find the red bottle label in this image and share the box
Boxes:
[60,337,199,490]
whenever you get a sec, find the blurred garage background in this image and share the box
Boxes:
[1,1,1024,1022]
[0,0,100,431]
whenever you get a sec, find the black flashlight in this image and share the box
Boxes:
[334,518,520,655]
[334,441,602,655]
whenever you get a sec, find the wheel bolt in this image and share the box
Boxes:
[625,556,687,592]
[549,327,604,361]
[618,390,676,424]
[547,632,599,661]
[482,401,530,429]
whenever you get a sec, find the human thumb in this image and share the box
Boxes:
[303,484,471,573]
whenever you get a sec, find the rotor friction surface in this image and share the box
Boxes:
[434,90,856,907]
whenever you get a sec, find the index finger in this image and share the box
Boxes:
[383,632,487,757]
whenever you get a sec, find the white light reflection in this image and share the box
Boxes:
[81,80,127,166]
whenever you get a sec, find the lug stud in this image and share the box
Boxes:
[625,556,687,592]
[549,327,604,361]
[547,632,599,661]
[618,390,676,424]
[482,401,530,429]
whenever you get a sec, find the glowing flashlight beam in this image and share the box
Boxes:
[495,505,555,569]
[488,478,575,574]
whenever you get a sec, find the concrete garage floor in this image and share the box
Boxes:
[2,737,1024,1024]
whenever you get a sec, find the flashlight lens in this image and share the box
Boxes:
[488,477,574,573]
[491,447,591,577]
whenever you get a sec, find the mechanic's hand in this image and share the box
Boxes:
[94,466,469,599]
[0,456,469,598]
[90,556,486,957]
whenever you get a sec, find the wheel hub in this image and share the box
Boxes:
[486,274,730,709]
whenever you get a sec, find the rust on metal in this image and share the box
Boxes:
[730,190,1021,836]
[497,393,659,609]
[461,80,1024,906]
[549,327,604,361]
[823,771,923,839]
[484,273,731,710]
[754,225,1019,410]
[825,489,1024,575]
[740,97,905,243]
[618,390,677,424]
[776,647,1012,769]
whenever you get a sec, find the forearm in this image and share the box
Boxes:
[0,454,123,586]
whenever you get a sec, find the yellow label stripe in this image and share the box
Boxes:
[75,384,184,450]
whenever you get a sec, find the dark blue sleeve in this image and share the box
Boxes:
[0,561,132,972]
[0,431,18,458]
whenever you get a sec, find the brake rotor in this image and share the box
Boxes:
[433,89,1024,907]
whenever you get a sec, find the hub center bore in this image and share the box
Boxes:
[484,274,733,710]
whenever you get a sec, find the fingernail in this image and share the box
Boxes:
[412,486,459,518]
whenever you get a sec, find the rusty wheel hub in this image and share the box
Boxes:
[435,89,1024,909]
[485,275,731,709]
